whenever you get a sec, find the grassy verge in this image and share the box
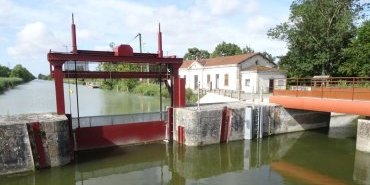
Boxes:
[132,83,170,98]
[0,77,23,94]
[99,80,200,105]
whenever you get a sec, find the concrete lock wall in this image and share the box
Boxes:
[174,108,223,146]
[0,123,34,175]
[173,103,247,146]
[0,113,71,176]
[356,119,370,153]
[174,102,331,146]
[271,107,331,135]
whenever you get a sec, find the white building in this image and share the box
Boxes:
[179,53,286,93]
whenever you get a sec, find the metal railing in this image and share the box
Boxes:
[273,77,370,101]
[72,112,167,129]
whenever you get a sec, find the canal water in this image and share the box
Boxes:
[0,80,170,116]
[1,80,370,185]
[1,126,369,185]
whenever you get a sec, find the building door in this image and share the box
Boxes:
[194,75,198,89]
[269,79,274,93]
[215,74,219,89]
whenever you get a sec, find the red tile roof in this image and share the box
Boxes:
[180,60,193,68]
[180,53,258,68]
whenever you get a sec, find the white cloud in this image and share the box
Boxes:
[246,15,274,32]
[7,22,62,58]
[1,0,290,74]
[205,0,241,15]
[0,36,5,43]
[244,0,259,13]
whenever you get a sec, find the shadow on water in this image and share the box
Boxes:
[2,125,370,185]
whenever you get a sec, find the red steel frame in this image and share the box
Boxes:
[47,16,185,145]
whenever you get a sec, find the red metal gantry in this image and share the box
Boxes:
[47,15,185,145]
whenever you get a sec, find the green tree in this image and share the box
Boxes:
[99,63,141,91]
[183,47,210,60]
[268,0,368,77]
[0,65,11,77]
[10,64,35,82]
[242,45,255,53]
[211,42,242,57]
[261,51,276,63]
[38,73,51,80]
[339,20,370,77]
[242,45,276,63]
[97,42,141,91]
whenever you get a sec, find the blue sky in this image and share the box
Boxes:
[0,0,294,75]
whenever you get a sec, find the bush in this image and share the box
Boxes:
[10,64,35,82]
[132,83,169,98]
[186,88,199,104]
[0,77,23,93]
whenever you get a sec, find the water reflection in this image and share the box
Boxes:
[353,151,370,185]
[0,127,367,185]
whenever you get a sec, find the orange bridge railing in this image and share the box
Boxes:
[273,77,370,101]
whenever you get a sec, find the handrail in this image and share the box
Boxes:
[272,77,370,101]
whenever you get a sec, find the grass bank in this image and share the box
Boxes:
[0,77,24,94]
[101,81,200,104]
[132,83,200,104]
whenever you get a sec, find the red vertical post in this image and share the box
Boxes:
[32,122,46,168]
[220,106,229,143]
[157,23,163,58]
[172,67,180,107]
[178,126,184,144]
[178,78,186,107]
[54,64,65,115]
[71,13,77,54]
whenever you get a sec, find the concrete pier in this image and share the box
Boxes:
[0,113,71,176]
[173,102,330,146]
[356,119,370,153]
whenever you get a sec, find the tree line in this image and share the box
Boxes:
[268,0,369,77]
[183,42,275,62]
[184,0,369,78]
[0,64,35,82]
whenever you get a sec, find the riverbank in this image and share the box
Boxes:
[0,77,24,94]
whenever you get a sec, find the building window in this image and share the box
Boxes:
[224,74,229,86]
[207,74,210,83]
[245,79,250,86]
[278,79,285,86]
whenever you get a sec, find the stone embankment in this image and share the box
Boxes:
[0,113,71,176]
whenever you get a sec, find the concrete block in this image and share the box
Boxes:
[0,113,71,175]
[41,122,55,133]
[229,108,245,141]
[356,119,370,153]
[272,107,330,134]
[0,124,34,175]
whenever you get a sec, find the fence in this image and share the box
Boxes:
[273,77,370,101]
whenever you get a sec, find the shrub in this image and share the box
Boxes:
[0,77,23,93]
